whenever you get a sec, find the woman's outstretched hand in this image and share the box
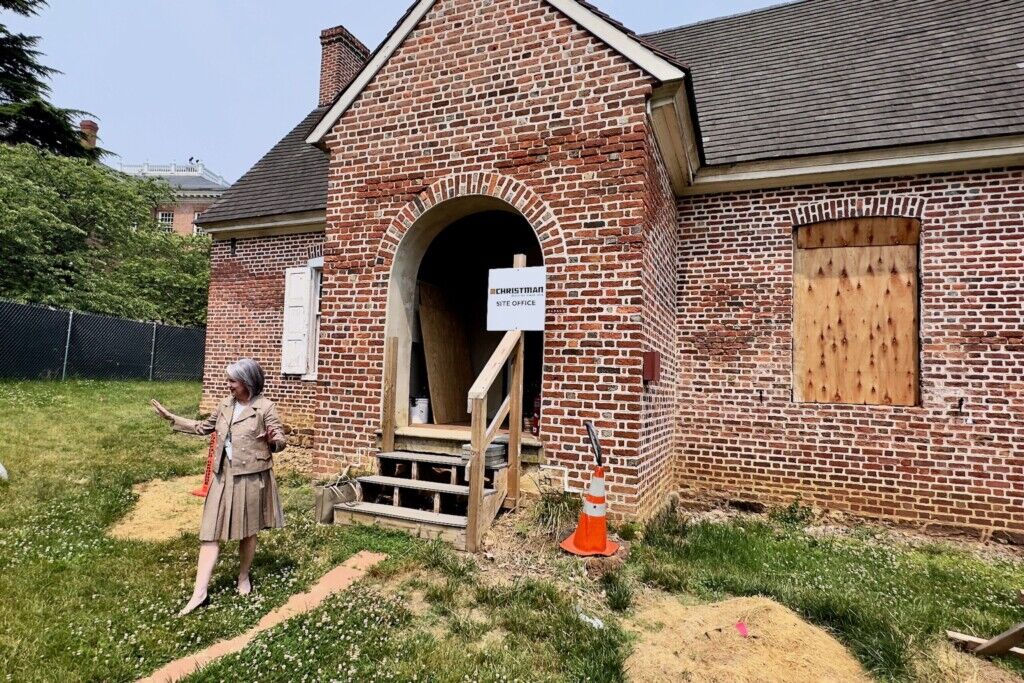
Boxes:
[151,399,173,421]
[258,428,283,442]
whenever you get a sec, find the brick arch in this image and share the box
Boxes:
[789,196,927,228]
[377,171,564,429]
[377,172,566,264]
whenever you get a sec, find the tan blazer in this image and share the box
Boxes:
[171,395,287,475]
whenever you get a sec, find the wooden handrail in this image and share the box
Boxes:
[465,253,528,552]
[467,329,521,410]
[484,394,511,446]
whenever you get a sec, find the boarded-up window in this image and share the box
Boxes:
[793,217,920,406]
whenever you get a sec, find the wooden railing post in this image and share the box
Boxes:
[506,335,524,508]
[507,253,526,509]
[467,395,487,553]
[381,336,398,453]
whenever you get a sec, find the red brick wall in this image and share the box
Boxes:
[319,24,368,107]
[676,168,1024,536]
[639,127,681,517]
[201,231,324,445]
[315,0,669,517]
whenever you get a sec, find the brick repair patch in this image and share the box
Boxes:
[137,550,387,682]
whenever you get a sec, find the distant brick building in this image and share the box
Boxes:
[122,162,230,236]
[196,0,1024,540]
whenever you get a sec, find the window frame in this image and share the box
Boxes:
[157,211,174,231]
[301,256,324,381]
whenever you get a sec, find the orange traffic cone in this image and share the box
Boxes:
[190,436,216,498]
[560,464,620,557]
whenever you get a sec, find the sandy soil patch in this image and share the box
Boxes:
[625,593,871,683]
[109,475,205,542]
[912,641,1022,683]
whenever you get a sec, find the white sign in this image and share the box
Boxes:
[487,266,546,331]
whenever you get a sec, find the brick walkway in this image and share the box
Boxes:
[138,550,387,682]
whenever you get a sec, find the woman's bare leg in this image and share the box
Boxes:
[179,541,219,616]
[238,535,256,595]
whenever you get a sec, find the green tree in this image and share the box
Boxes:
[0,0,97,158]
[0,143,211,325]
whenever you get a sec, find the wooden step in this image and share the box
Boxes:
[378,450,507,470]
[335,501,467,528]
[357,474,495,496]
[377,451,464,467]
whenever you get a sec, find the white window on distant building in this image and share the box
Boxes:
[192,213,204,236]
[157,211,174,231]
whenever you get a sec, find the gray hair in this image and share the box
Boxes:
[226,358,265,398]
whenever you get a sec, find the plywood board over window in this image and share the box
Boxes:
[793,217,920,406]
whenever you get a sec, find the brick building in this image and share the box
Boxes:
[195,0,1024,541]
[122,162,230,235]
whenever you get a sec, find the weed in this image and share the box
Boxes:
[602,571,633,612]
[770,497,815,528]
[534,490,582,538]
[415,538,475,581]
[615,520,641,541]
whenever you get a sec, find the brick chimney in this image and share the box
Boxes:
[79,119,98,150]
[319,25,369,107]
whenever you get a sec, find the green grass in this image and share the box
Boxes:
[0,380,631,683]
[0,380,416,682]
[631,503,1024,681]
[190,541,631,683]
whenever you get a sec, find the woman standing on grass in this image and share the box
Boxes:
[150,358,287,616]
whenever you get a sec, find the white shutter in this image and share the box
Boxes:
[281,267,312,374]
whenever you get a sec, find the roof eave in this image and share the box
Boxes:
[684,134,1024,195]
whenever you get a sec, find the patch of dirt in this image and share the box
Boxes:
[475,494,588,591]
[625,593,871,683]
[912,641,1022,683]
[109,475,205,542]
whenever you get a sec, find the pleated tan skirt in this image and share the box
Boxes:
[198,462,285,542]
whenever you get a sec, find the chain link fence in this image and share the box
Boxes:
[0,300,205,381]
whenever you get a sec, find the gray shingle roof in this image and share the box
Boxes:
[195,107,329,225]
[203,0,1024,224]
[643,0,1024,165]
[161,175,229,192]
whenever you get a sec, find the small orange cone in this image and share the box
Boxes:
[560,464,619,557]
[190,436,217,498]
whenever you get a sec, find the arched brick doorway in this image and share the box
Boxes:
[384,195,543,430]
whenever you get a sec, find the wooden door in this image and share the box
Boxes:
[418,281,474,424]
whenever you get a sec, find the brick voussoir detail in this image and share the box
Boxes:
[789,195,928,227]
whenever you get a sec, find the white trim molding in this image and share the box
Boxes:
[686,135,1024,195]
[306,0,687,146]
[649,81,702,195]
[199,210,327,240]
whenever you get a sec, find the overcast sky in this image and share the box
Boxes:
[7,0,780,181]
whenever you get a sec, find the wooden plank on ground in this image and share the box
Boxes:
[947,630,1024,661]
[974,622,1024,656]
[418,281,473,425]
